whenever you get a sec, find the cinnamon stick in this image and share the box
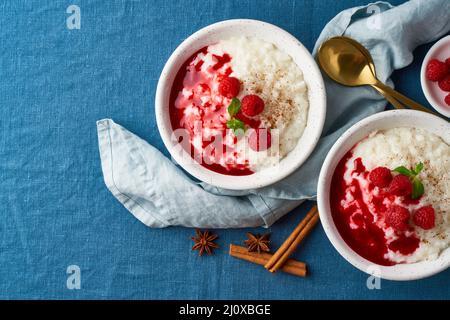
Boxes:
[229,244,307,277]
[269,212,319,273]
[264,205,318,271]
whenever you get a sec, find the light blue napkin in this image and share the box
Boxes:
[97,0,450,228]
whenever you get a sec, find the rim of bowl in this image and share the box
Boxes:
[317,110,450,281]
[420,35,450,118]
[155,19,326,190]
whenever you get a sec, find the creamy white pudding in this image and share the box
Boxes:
[331,127,450,265]
[170,36,309,175]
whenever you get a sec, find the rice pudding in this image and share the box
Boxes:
[330,127,450,266]
[170,36,309,175]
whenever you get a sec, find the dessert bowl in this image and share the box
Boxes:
[420,35,450,118]
[156,19,326,190]
[317,110,450,281]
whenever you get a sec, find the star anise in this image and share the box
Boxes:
[191,229,219,256]
[244,232,271,253]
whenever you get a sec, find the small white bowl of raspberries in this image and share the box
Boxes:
[421,35,450,118]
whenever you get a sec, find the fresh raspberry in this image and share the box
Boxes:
[218,77,240,98]
[385,205,410,231]
[388,174,413,197]
[445,93,450,106]
[368,167,392,188]
[438,74,450,92]
[413,205,435,230]
[241,95,265,116]
[248,128,271,151]
[446,57,450,68]
[426,59,448,82]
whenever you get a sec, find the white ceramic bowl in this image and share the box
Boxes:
[156,19,326,190]
[420,35,450,118]
[317,110,450,281]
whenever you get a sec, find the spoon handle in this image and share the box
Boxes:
[373,81,434,115]
[370,85,404,110]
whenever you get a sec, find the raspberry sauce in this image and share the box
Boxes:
[330,151,420,266]
[169,47,253,176]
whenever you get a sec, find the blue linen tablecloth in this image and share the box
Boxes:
[0,0,449,299]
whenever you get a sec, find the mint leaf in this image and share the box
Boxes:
[393,163,426,199]
[414,162,424,175]
[411,178,424,199]
[226,119,245,133]
[227,98,241,117]
[393,166,414,177]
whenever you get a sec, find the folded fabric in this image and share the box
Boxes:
[97,0,450,228]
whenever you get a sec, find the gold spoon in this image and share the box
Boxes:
[335,37,404,110]
[317,36,433,114]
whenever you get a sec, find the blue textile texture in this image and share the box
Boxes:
[0,0,448,299]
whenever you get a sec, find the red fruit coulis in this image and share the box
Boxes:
[169,47,258,176]
[330,150,420,266]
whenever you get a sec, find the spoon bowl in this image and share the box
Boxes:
[318,37,377,87]
[337,36,376,75]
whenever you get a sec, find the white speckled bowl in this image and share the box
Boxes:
[318,110,450,281]
[156,19,326,190]
[420,35,450,118]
